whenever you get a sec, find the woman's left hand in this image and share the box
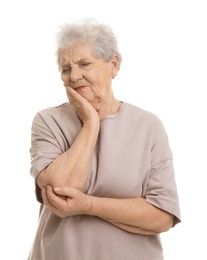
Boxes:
[41,186,92,218]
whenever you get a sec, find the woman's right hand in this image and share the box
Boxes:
[36,86,100,192]
[65,86,100,125]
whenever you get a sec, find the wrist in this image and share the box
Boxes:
[83,119,100,134]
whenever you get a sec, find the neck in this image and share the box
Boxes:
[96,97,122,119]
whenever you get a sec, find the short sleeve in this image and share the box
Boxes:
[144,117,181,226]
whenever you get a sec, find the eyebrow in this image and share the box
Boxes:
[61,58,92,68]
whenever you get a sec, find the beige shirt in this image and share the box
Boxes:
[28,102,181,260]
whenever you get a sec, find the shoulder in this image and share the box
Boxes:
[124,102,163,126]
[122,103,169,142]
[31,102,79,131]
[32,102,74,122]
[31,102,82,133]
[35,102,70,117]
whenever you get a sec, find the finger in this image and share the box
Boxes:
[41,186,49,205]
[65,87,79,104]
[54,186,77,197]
[46,186,67,207]
[66,86,75,96]
[41,187,57,214]
[67,86,86,102]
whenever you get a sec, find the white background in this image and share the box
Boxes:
[0,0,206,259]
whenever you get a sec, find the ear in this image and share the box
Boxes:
[110,55,120,79]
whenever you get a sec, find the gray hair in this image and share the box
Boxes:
[56,18,122,66]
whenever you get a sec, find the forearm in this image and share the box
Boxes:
[37,121,99,190]
[42,186,173,234]
[65,121,99,189]
[104,222,159,235]
[87,196,173,234]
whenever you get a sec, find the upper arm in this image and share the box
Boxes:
[144,118,181,226]
[30,112,63,203]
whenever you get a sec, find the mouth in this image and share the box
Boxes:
[75,86,86,91]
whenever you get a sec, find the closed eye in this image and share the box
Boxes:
[80,62,91,67]
[61,68,70,73]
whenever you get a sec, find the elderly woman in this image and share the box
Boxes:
[28,19,181,260]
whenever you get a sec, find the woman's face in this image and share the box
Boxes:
[58,42,119,106]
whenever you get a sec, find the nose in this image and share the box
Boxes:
[70,66,83,83]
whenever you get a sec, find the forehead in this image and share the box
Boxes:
[58,42,97,65]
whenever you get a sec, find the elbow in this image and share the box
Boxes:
[154,214,174,233]
[36,169,48,189]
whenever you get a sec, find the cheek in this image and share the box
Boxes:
[93,73,111,89]
[100,74,112,89]
[61,74,69,84]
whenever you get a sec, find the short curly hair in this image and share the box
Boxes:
[56,18,122,66]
